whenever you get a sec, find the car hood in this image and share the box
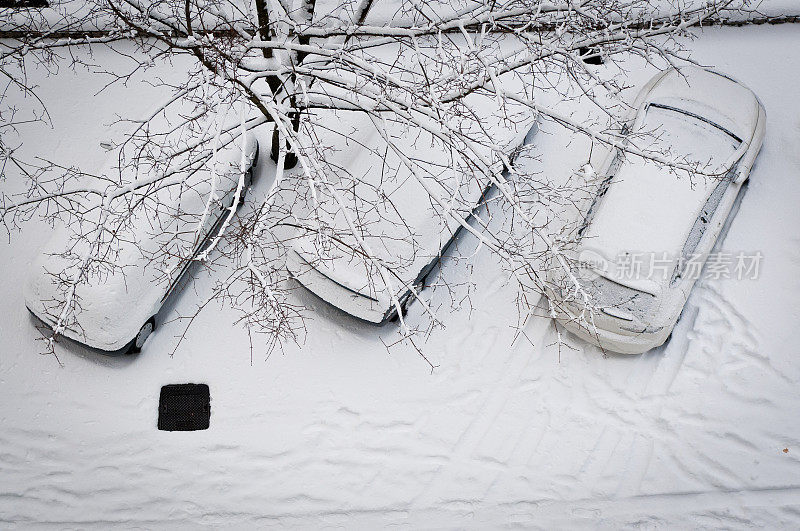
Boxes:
[24,223,170,351]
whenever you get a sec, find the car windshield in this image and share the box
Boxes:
[645,104,741,171]
[579,268,655,321]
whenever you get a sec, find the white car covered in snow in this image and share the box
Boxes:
[24,119,259,354]
[547,67,766,354]
[286,87,536,324]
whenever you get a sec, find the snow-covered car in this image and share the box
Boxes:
[286,89,537,324]
[24,119,259,354]
[547,67,766,354]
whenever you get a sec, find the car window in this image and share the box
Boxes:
[581,271,655,321]
[671,174,732,285]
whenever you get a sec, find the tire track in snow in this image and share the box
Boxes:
[532,286,723,498]
[593,278,800,497]
[409,313,551,507]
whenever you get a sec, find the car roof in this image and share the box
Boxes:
[578,68,761,295]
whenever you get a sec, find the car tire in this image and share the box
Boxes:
[270,127,298,170]
[388,290,417,323]
[226,142,260,208]
[238,169,253,207]
[126,317,156,355]
[251,139,260,172]
[246,140,259,188]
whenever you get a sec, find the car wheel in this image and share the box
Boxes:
[231,143,259,208]
[237,170,253,207]
[251,140,260,173]
[270,127,298,170]
[127,317,156,355]
[388,291,416,323]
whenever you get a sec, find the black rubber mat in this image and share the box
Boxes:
[158,383,210,431]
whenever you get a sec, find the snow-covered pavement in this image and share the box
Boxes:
[2,24,800,528]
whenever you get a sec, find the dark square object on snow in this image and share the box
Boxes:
[158,383,210,431]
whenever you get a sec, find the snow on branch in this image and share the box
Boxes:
[1,0,754,361]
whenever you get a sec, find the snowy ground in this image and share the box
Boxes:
[2,24,800,529]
